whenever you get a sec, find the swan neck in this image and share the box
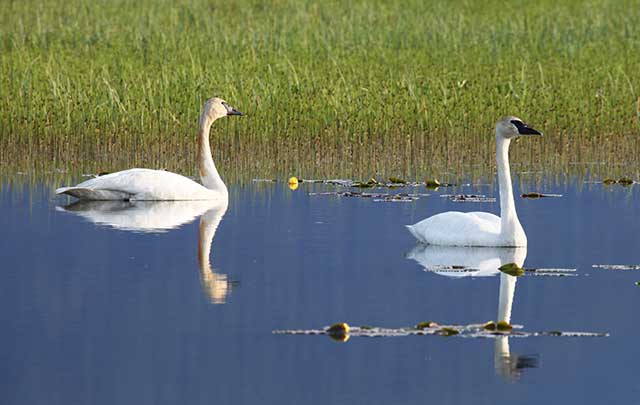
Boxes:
[198,115,228,196]
[496,136,520,236]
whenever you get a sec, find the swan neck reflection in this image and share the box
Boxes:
[407,244,537,379]
[198,203,230,304]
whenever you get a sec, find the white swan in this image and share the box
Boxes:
[407,116,542,247]
[56,97,242,201]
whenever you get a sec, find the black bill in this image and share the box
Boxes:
[223,101,243,116]
[511,120,542,135]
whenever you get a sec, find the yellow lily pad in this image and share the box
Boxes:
[496,321,513,331]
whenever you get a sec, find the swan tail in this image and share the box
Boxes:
[406,224,424,243]
[56,187,131,201]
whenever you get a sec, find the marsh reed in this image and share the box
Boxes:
[1,0,639,183]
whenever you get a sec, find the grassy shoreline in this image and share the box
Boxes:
[1,0,639,178]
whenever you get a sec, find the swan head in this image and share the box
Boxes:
[201,97,243,122]
[496,116,542,139]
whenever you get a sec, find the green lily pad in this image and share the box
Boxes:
[483,321,497,331]
[415,321,438,330]
[618,177,634,186]
[425,179,441,188]
[436,327,459,336]
[497,321,513,331]
[388,177,408,184]
[499,262,524,277]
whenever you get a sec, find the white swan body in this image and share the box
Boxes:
[56,97,242,201]
[407,116,541,247]
[56,169,221,201]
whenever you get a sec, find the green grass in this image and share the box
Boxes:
[1,0,639,180]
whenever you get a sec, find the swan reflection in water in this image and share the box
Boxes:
[407,245,539,380]
[58,199,232,304]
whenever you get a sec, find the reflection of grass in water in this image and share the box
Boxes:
[1,0,639,181]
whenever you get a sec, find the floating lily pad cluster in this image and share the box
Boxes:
[497,263,577,277]
[309,191,426,202]
[521,192,563,199]
[274,321,608,341]
[420,264,577,277]
[592,264,640,270]
[601,177,634,186]
[440,194,496,203]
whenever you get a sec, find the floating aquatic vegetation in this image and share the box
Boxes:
[618,177,635,186]
[274,322,608,340]
[483,321,497,331]
[288,176,299,190]
[497,321,513,332]
[388,177,408,184]
[499,263,524,277]
[421,265,477,274]
[521,192,563,199]
[419,264,577,277]
[309,191,427,202]
[425,179,441,188]
[252,178,277,182]
[592,264,640,270]
[441,194,496,203]
[523,268,577,277]
[415,321,439,330]
[601,178,635,186]
[436,327,460,336]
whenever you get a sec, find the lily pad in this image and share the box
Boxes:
[310,191,425,202]
[441,194,496,203]
[388,177,408,184]
[436,327,459,336]
[592,264,640,270]
[521,192,563,199]
[274,322,608,339]
[618,177,634,186]
[497,321,513,331]
[499,263,525,277]
[415,321,439,330]
[327,322,350,334]
[483,321,497,331]
[425,179,441,188]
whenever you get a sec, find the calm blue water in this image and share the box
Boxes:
[2,177,640,404]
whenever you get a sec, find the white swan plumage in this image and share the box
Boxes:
[407,116,542,247]
[56,97,242,201]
